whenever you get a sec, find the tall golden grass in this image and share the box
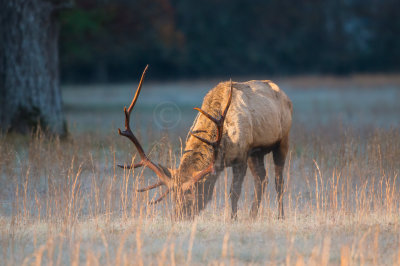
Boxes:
[0,124,399,265]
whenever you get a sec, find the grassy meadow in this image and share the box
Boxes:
[0,75,399,265]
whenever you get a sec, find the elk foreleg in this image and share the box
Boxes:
[230,162,247,220]
[248,153,267,218]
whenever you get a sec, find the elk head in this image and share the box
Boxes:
[118,65,232,218]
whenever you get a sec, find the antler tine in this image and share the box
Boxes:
[117,162,144,169]
[193,108,218,124]
[193,80,232,126]
[149,188,171,205]
[214,80,233,145]
[189,131,213,147]
[222,79,233,118]
[137,181,164,192]
[118,65,172,188]
[127,64,148,116]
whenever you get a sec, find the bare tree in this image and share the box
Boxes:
[0,0,71,134]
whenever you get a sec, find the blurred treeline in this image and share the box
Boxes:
[60,0,400,83]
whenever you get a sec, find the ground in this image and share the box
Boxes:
[0,75,399,265]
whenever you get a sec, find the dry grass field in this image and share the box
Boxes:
[0,75,399,265]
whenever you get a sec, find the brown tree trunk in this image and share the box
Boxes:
[0,0,67,135]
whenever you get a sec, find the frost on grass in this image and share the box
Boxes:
[1,81,400,265]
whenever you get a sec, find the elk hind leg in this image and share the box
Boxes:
[230,162,247,220]
[273,136,289,219]
[248,153,267,218]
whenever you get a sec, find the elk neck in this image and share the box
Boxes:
[176,82,231,184]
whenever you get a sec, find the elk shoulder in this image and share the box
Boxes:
[186,80,292,167]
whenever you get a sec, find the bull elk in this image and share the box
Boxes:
[118,65,293,219]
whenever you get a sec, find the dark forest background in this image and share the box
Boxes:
[60,0,400,83]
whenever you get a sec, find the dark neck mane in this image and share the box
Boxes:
[178,141,213,182]
[178,82,229,182]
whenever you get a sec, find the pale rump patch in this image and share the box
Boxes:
[262,80,280,92]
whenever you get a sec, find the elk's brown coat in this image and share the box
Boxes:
[176,80,292,218]
[118,67,292,219]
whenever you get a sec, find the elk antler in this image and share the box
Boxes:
[187,80,233,187]
[118,65,172,202]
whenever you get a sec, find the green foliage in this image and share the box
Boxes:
[60,7,110,62]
